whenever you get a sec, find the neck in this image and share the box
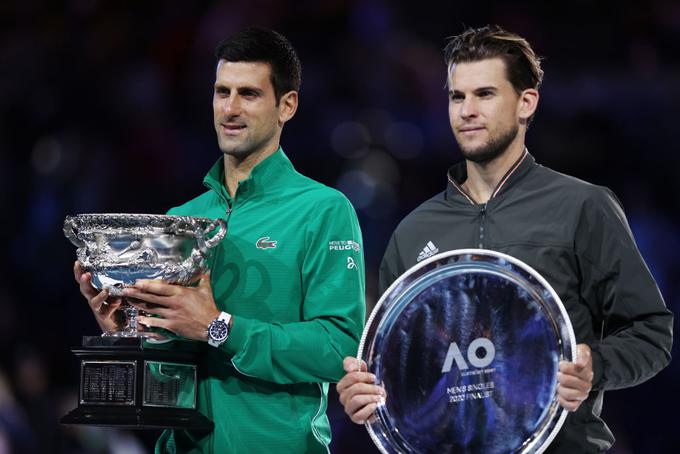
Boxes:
[462,138,526,204]
[223,141,280,197]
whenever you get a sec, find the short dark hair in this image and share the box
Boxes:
[214,27,302,102]
[443,25,543,93]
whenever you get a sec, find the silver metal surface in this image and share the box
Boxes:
[65,213,226,337]
[65,213,226,294]
[359,249,576,454]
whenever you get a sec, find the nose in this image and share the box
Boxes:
[459,97,478,119]
[222,94,242,117]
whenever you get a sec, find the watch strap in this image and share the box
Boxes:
[217,311,231,325]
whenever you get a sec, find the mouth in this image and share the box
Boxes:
[458,126,485,136]
[220,123,247,136]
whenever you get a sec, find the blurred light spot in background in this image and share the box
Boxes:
[31,136,62,175]
[385,121,423,159]
[358,109,392,144]
[364,180,396,219]
[360,150,400,185]
[336,169,376,209]
[331,121,371,159]
[337,150,399,218]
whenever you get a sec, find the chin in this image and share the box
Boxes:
[222,148,255,160]
[217,141,249,157]
[459,144,505,164]
[456,125,519,164]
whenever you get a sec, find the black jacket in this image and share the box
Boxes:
[379,151,673,453]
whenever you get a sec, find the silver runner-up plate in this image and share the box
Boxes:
[358,249,576,454]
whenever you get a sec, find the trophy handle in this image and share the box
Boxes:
[201,218,227,250]
[63,216,86,247]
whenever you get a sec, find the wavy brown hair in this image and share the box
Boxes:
[444,25,544,94]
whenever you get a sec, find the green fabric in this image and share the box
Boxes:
[155,148,365,453]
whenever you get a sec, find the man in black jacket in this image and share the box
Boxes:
[337,25,673,452]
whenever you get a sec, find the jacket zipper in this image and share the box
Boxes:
[201,179,238,453]
[209,197,232,454]
[478,203,487,248]
[225,199,233,224]
[210,199,233,273]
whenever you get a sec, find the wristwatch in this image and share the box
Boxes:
[207,311,232,347]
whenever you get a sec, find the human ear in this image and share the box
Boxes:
[518,89,539,124]
[278,91,298,125]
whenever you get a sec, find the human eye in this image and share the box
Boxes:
[215,86,229,97]
[449,92,464,103]
[478,90,494,98]
[240,88,260,99]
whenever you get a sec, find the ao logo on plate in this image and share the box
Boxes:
[441,337,495,373]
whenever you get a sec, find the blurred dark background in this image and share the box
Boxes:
[1,0,678,452]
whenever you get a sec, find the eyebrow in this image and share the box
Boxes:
[474,86,498,93]
[449,86,499,95]
[213,84,265,96]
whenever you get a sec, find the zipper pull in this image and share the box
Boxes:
[478,203,487,248]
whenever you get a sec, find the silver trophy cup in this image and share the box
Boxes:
[64,213,227,337]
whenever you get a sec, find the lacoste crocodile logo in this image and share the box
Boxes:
[256,237,278,249]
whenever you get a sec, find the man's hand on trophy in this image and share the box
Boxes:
[336,356,386,424]
[556,343,594,412]
[73,261,125,333]
[123,273,221,341]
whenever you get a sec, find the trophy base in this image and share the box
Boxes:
[61,336,212,431]
[102,330,168,340]
[61,405,212,430]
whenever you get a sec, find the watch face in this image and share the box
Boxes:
[359,249,576,454]
[209,320,228,342]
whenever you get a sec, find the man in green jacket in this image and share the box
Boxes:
[75,27,365,453]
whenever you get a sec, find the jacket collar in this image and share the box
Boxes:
[203,146,294,203]
[446,148,536,205]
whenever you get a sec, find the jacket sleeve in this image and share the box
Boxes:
[576,187,673,391]
[220,194,366,384]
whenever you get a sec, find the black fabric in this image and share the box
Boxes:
[378,152,673,453]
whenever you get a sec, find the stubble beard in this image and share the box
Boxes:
[221,141,255,161]
[217,129,267,164]
[216,120,279,163]
[457,123,519,164]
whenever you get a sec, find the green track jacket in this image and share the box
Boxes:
[156,148,365,453]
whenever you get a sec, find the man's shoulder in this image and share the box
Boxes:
[533,165,615,203]
[286,171,354,207]
[393,190,449,236]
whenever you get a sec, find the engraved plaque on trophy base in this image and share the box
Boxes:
[61,336,213,431]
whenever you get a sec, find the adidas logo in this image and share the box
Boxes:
[417,241,439,262]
